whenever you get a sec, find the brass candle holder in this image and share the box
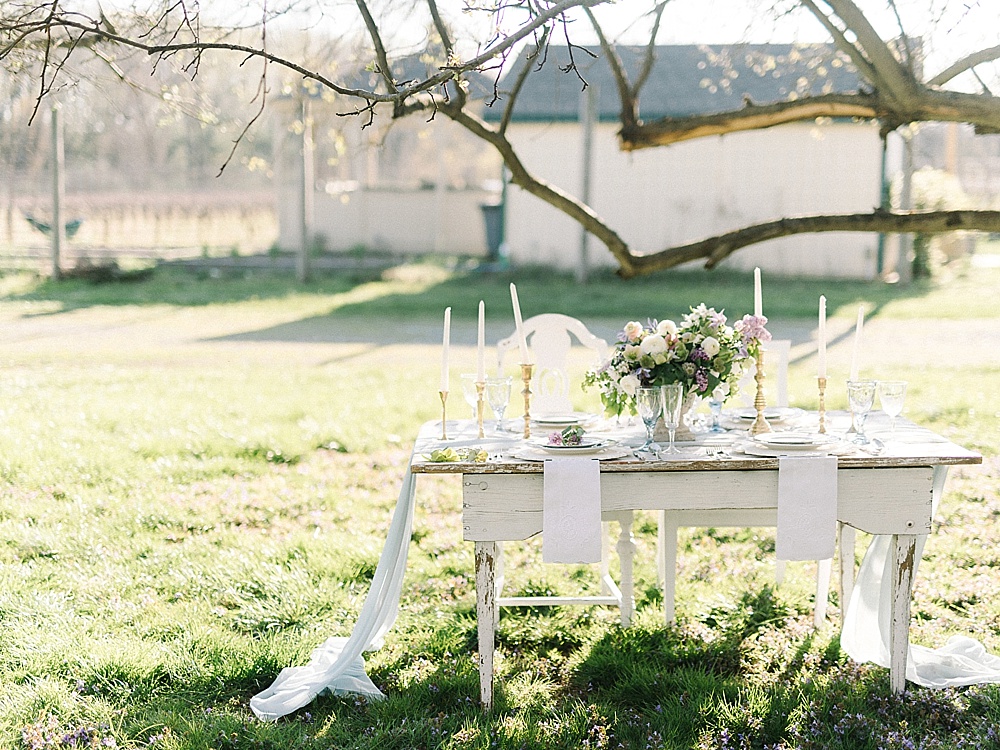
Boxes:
[439,390,449,440]
[748,348,772,436]
[476,380,486,439]
[816,376,827,434]
[520,363,534,439]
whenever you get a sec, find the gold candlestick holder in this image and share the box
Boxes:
[749,348,772,436]
[520,363,534,439]
[816,376,827,434]
[475,380,486,439]
[439,390,449,440]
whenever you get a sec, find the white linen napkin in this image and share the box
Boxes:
[542,457,602,563]
[776,455,838,561]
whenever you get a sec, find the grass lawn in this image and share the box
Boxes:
[0,263,999,749]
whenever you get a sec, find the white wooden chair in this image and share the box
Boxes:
[493,314,636,624]
[496,313,608,415]
[659,339,836,628]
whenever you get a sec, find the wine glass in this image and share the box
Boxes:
[846,379,877,444]
[707,397,725,433]
[485,376,512,434]
[661,383,684,454]
[877,380,907,435]
[636,387,663,455]
[460,373,480,420]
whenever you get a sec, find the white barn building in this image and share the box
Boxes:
[487,44,897,279]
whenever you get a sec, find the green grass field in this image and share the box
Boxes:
[1,263,999,749]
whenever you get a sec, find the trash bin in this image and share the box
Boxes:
[480,203,503,261]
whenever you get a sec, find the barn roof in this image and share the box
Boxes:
[481,43,863,123]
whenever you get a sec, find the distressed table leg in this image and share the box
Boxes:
[838,522,856,626]
[660,510,678,624]
[890,534,917,694]
[617,511,635,626]
[475,540,499,709]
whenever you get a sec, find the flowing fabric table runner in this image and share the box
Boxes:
[841,466,1000,687]
[250,457,417,720]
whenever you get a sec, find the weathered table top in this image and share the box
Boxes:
[410,413,981,475]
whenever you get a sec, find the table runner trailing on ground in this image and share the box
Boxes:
[841,467,1000,688]
[249,458,418,720]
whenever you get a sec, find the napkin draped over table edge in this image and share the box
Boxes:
[543,457,602,564]
[776,455,837,561]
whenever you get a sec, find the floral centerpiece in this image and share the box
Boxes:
[583,304,771,421]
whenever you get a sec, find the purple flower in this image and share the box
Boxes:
[735,314,772,344]
[690,347,710,362]
[695,369,709,392]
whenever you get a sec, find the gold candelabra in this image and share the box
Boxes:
[520,363,534,439]
[476,380,486,439]
[748,348,772,436]
[816,376,827,434]
[439,390,449,440]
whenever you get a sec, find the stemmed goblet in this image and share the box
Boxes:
[661,383,684,454]
[847,379,877,444]
[877,380,907,435]
[636,387,663,455]
[460,373,480,420]
[485,376,512,435]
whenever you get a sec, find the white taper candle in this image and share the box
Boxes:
[441,306,451,391]
[510,283,530,363]
[477,300,486,382]
[817,295,827,378]
[754,267,762,318]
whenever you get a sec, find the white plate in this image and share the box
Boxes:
[532,412,597,426]
[512,445,631,461]
[728,407,801,422]
[532,438,606,452]
[735,442,855,458]
[754,432,838,449]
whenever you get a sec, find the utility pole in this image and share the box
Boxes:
[298,96,314,284]
[577,84,596,284]
[51,104,65,279]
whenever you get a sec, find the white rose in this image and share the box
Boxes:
[618,373,640,398]
[656,319,677,337]
[702,336,721,357]
[639,334,667,357]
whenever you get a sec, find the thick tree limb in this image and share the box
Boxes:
[620,93,884,149]
[440,102,636,276]
[621,210,1000,278]
[815,0,920,105]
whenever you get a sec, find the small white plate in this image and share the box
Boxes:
[735,441,855,458]
[728,407,801,422]
[754,432,838,449]
[532,412,597,426]
[532,440,611,455]
[512,445,631,461]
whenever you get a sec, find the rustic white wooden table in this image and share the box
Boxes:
[410,418,981,709]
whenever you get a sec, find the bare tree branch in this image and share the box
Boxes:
[815,0,919,104]
[798,0,878,85]
[623,210,1000,278]
[621,93,885,149]
[498,25,550,136]
[928,44,1000,87]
